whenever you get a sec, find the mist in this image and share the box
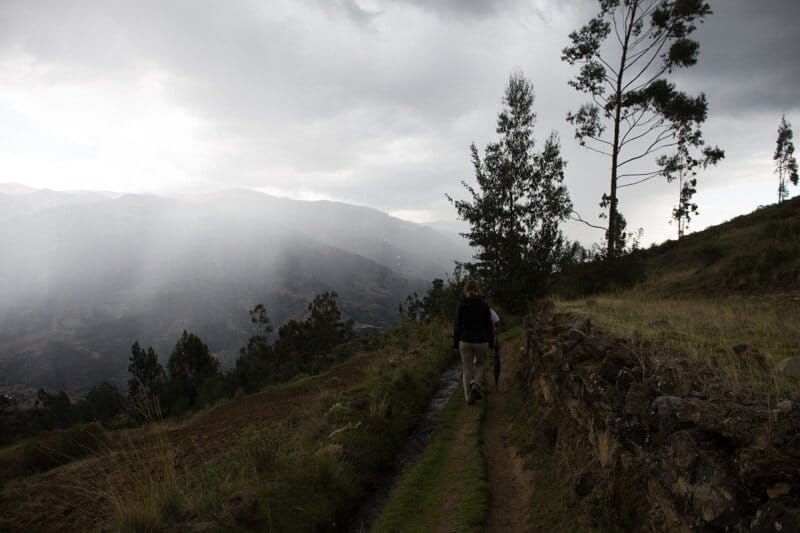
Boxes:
[0,185,470,403]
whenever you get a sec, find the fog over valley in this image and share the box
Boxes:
[0,184,470,404]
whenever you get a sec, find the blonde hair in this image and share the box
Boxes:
[463,279,481,296]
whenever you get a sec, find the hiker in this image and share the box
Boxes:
[453,279,495,404]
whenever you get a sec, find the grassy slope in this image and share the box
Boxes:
[0,320,457,532]
[557,197,800,397]
[628,195,800,295]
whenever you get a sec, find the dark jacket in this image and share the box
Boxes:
[453,296,495,349]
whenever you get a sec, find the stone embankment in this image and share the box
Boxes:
[520,312,800,531]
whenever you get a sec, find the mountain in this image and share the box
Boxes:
[0,188,470,403]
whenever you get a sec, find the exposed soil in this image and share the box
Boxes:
[0,351,377,532]
[482,341,535,532]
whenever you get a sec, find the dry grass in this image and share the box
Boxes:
[89,399,185,532]
[557,292,800,398]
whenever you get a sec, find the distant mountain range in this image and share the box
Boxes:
[0,184,471,403]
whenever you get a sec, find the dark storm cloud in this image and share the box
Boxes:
[685,0,800,115]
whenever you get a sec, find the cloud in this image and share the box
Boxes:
[0,0,797,247]
[680,0,800,115]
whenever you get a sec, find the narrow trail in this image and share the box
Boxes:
[482,340,535,532]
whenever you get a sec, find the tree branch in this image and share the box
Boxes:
[570,210,606,230]
[618,173,662,188]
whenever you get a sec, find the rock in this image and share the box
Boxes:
[650,395,683,417]
[571,317,591,334]
[647,320,671,329]
[567,328,587,342]
[585,334,614,358]
[767,482,792,499]
[598,355,625,384]
[774,357,800,378]
[215,490,260,527]
[750,497,800,532]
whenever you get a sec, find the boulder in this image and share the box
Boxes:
[571,317,591,334]
[567,328,587,342]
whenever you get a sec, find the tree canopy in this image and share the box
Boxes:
[449,73,572,307]
[562,0,721,255]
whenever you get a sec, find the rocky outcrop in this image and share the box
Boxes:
[519,312,800,532]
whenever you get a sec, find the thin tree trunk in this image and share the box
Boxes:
[608,2,638,258]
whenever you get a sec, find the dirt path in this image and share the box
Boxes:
[482,340,535,532]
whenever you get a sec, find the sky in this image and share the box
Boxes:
[0,0,798,246]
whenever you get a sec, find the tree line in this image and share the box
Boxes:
[0,291,355,445]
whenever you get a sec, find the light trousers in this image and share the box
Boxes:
[459,341,489,401]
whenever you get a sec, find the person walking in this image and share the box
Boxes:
[453,279,495,404]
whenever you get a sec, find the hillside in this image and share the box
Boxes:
[0,186,470,403]
[627,196,800,295]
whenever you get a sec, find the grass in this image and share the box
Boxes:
[373,385,488,533]
[0,422,108,485]
[558,196,800,297]
[101,427,184,532]
[158,319,458,531]
[2,323,454,532]
[557,292,800,397]
[504,336,596,532]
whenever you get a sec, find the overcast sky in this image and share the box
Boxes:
[0,0,797,246]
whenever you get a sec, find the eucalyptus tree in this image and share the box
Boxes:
[660,135,723,238]
[774,115,798,204]
[562,0,721,255]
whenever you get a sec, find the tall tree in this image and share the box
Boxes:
[774,115,799,204]
[127,341,165,406]
[659,137,724,238]
[562,0,720,256]
[249,303,273,338]
[167,331,219,382]
[448,73,572,306]
[234,304,275,392]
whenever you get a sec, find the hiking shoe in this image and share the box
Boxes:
[471,383,482,401]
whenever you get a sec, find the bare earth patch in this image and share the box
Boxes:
[482,342,535,532]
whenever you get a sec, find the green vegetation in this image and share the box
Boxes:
[112,319,456,531]
[0,422,107,484]
[448,73,572,309]
[559,196,800,297]
[504,337,593,532]
[563,0,719,256]
[374,390,488,533]
[557,294,800,397]
[774,114,799,204]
